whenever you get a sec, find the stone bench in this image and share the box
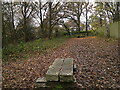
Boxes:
[36,58,76,88]
[46,58,64,81]
[59,58,74,82]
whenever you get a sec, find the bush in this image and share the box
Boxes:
[2,37,68,63]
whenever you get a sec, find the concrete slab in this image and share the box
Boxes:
[36,77,47,87]
[46,58,64,81]
[36,76,77,88]
[59,58,74,82]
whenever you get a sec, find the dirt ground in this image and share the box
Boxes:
[2,37,120,88]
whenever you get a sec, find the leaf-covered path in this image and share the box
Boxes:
[3,37,120,88]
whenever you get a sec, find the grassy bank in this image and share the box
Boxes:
[3,37,69,63]
[96,21,120,39]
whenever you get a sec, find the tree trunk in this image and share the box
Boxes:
[99,14,102,27]
[105,16,110,38]
[23,2,28,42]
[113,2,120,22]
[48,2,52,40]
[55,29,58,37]
[39,0,44,38]
[116,2,120,21]
[10,2,16,43]
[86,3,88,36]
[105,3,110,38]
[63,24,71,37]
[77,4,81,34]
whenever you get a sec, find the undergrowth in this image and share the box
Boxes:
[2,37,69,63]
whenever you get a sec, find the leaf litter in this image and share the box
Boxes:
[2,37,120,88]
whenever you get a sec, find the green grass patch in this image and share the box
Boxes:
[2,37,69,63]
[53,85,64,90]
[71,30,96,37]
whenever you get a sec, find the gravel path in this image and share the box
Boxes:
[3,37,120,88]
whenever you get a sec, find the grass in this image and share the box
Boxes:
[71,30,96,38]
[2,37,69,63]
[53,85,64,90]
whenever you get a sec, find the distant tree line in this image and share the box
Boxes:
[90,2,120,37]
[2,1,120,47]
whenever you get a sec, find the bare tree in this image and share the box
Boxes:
[47,2,65,39]
[19,1,34,42]
[99,2,120,23]
[64,2,85,34]
[2,2,17,46]
[48,2,52,39]
[85,3,89,36]
[32,1,48,38]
